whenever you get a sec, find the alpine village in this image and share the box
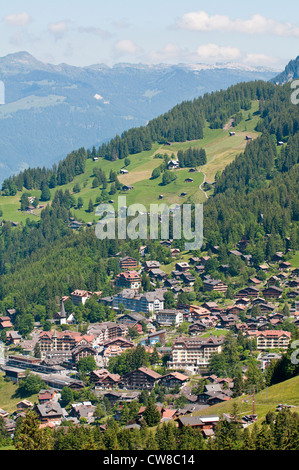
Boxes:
[0,62,299,452]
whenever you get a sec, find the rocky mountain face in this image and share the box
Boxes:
[270,56,299,84]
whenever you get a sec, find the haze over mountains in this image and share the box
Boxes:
[0,51,280,182]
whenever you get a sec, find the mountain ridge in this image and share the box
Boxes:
[0,51,278,183]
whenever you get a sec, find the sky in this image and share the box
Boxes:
[0,0,299,70]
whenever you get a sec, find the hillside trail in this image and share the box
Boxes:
[199,154,217,199]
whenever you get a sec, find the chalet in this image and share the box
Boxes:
[118,311,146,324]
[273,252,284,262]
[16,400,33,412]
[159,372,189,388]
[6,331,22,345]
[184,178,193,183]
[175,262,190,272]
[0,317,13,329]
[229,249,242,257]
[226,305,246,315]
[177,415,219,438]
[218,314,239,329]
[189,256,200,265]
[147,268,167,281]
[189,321,208,335]
[288,278,299,289]
[259,352,282,371]
[234,297,251,306]
[279,261,292,270]
[201,302,222,313]
[121,366,162,390]
[120,168,128,174]
[287,290,299,298]
[249,277,262,286]
[122,185,134,191]
[268,275,281,287]
[144,260,161,271]
[71,344,97,364]
[196,266,207,277]
[102,336,135,351]
[119,256,138,270]
[115,270,142,290]
[262,286,283,299]
[95,371,121,390]
[69,402,96,422]
[69,220,84,230]
[189,305,211,320]
[250,303,275,315]
[235,287,259,299]
[35,402,66,425]
[203,279,228,293]
[207,393,231,406]
[292,268,299,277]
[170,248,181,257]
[167,160,179,170]
[245,135,252,140]
[164,278,179,289]
[38,389,57,404]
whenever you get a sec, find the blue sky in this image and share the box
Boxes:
[1,0,298,69]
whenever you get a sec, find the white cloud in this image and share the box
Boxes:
[243,53,279,67]
[177,11,299,37]
[196,43,241,61]
[77,26,113,39]
[114,39,141,56]
[146,43,184,62]
[48,21,68,39]
[4,12,31,27]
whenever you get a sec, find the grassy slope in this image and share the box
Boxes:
[193,375,299,426]
[0,372,39,414]
[0,101,261,222]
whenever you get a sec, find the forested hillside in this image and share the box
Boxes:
[0,78,298,322]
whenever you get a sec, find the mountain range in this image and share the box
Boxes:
[0,51,279,182]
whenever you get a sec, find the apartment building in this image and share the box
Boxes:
[112,288,165,315]
[247,330,292,350]
[168,335,224,370]
[38,330,94,358]
[156,309,184,327]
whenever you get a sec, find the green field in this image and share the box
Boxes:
[0,372,39,414]
[0,100,262,223]
[193,375,299,426]
[290,251,299,268]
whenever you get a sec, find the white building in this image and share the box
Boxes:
[156,309,184,327]
[112,288,165,315]
[168,335,225,371]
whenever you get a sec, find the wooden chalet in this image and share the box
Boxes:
[121,366,162,390]
[262,286,283,299]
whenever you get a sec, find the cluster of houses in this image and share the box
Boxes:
[0,243,298,434]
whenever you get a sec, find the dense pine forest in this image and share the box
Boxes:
[5,406,299,450]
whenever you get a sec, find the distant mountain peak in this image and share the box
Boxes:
[270,56,299,85]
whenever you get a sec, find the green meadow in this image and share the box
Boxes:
[0,100,262,223]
